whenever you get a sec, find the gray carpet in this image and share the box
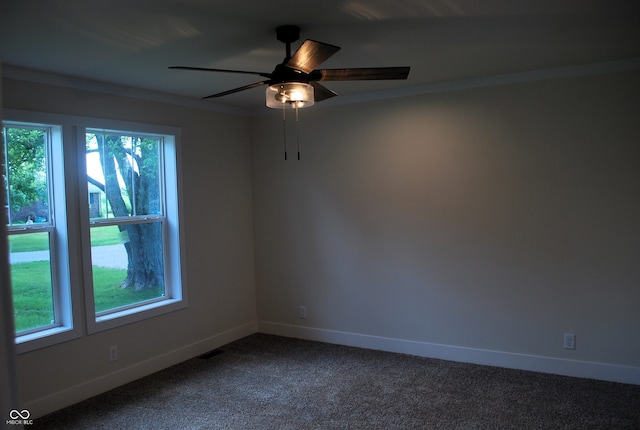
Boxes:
[32,334,640,429]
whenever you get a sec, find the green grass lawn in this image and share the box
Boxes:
[90,225,124,247]
[92,267,164,314]
[10,225,163,332]
[10,261,55,332]
[9,225,121,252]
[11,261,163,332]
[11,261,122,331]
[8,231,50,253]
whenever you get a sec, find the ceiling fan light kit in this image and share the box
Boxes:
[266,82,315,108]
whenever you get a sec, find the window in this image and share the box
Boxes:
[4,124,57,334]
[82,126,185,333]
[3,110,186,350]
[3,120,78,350]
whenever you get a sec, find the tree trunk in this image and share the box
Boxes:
[120,222,164,291]
[95,134,164,291]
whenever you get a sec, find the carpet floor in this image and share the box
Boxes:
[32,334,640,429]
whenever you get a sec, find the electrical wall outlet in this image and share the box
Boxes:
[299,305,307,319]
[564,333,576,350]
[109,345,119,362]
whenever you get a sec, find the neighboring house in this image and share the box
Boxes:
[87,182,103,219]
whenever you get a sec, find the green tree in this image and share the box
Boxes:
[3,127,48,222]
[89,133,164,291]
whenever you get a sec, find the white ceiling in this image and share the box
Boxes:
[1,0,639,112]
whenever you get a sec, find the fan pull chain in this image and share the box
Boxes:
[295,106,301,160]
[282,103,287,160]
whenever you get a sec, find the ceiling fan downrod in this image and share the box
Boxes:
[276,25,300,61]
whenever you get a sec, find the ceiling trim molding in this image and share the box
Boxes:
[4,59,638,118]
[296,58,640,113]
[1,65,253,117]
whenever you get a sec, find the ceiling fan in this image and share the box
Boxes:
[169,25,410,108]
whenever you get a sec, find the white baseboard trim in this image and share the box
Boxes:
[258,321,640,386]
[25,322,257,418]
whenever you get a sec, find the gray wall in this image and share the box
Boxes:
[2,68,639,417]
[2,78,257,416]
[251,71,640,381]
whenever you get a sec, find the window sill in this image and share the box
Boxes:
[16,325,81,354]
[87,297,187,334]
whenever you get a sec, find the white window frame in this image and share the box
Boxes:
[76,119,187,334]
[4,109,187,352]
[4,111,83,354]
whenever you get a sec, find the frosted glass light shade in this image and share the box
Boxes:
[266,82,314,108]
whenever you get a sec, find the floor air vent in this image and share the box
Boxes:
[199,349,224,360]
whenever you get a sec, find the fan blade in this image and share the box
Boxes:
[169,66,271,79]
[202,81,270,99]
[315,67,410,81]
[310,82,338,102]
[286,39,340,74]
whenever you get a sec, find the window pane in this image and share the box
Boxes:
[91,222,166,314]
[86,131,162,219]
[8,232,55,333]
[3,126,50,226]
